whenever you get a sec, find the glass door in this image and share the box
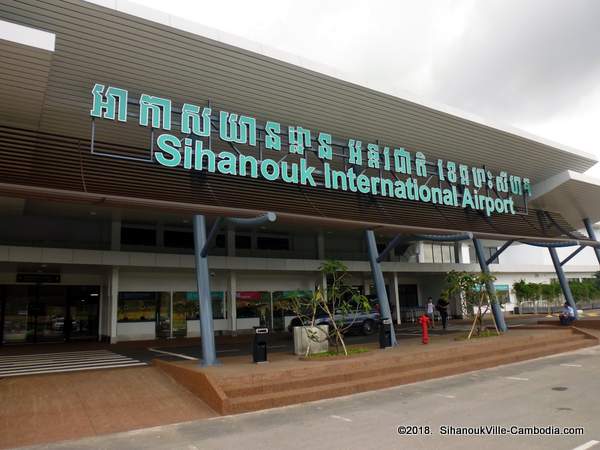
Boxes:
[34,285,67,342]
[1,285,34,344]
[66,286,100,340]
[1,284,101,344]
[171,293,187,338]
[156,293,187,339]
[156,293,171,339]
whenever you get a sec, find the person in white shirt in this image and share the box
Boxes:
[559,302,576,325]
[427,297,435,329]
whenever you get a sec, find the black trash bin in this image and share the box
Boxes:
[253,327,269,363]
[379,318,393,349]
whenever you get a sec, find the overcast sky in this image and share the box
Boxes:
[137,0,600,176]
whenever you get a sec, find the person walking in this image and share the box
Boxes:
[436,297,449,330]
[426,297,435,329]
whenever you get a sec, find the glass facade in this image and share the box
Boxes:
[175,291,227,320]
[117,292,166,322]
[1,285,100,344]
[422,243,456,263]
[118,291,227,338]
[468,245,500,264]
[236,291,271,328]
[272,290,312,331]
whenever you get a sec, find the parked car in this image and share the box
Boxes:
[287,300,381,335]
[51,317,80,332]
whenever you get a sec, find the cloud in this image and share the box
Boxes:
[430,0,600,123]
[136,0,600,169]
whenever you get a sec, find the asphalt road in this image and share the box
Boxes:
[25,342,600,450]
[131,325,467,362]
[139,312,552,362]
[115,314,546,363]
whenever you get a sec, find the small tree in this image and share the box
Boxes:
[540,281,561,314]
[569,280,589,304]
[289,260,371,356]
[443,270,471,316]
[443,270,500,339]
[471,272,500,338]
[512,280,541,304]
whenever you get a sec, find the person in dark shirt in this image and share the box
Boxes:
[436,298,449,330]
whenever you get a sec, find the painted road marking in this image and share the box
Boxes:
[506,376,529,381]
[0,350,119,361]
[436,394,456,399]
[0,356,141,370]
[148,347,198,360]
[330,415,352,423]
[0,350,145,377]
[572,440,600,450]
[561,363,583,367]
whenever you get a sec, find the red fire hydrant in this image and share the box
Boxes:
[419,314,431,344]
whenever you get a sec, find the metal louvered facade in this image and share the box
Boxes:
[0,0,597,242]
[0,126,589,242]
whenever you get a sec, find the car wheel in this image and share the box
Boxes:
[362,319,375,336]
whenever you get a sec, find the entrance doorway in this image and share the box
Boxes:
[156,292,187,339]
[0,285,100,344]
[398,284,419,307]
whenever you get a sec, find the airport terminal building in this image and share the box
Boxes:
[1,0,600,349]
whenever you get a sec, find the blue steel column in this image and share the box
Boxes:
[472,238,508,332]
[366,229,397,346]
[548,247,578,319]
[193,214,219,366]
[583,218,600,266]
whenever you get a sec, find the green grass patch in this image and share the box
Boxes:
[305,347,370,359]
[454,329,500,341]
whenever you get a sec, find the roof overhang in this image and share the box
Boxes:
[80,0,599,180]
[0,180,592,245]
[0,20,55,129]
[530,170,600,228]
[0,2,598,245]
[0,1,595,183]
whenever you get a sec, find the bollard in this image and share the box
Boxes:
[253,327,269,363]
[378,318,393,349]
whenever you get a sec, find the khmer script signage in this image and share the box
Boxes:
[90,83,531,216]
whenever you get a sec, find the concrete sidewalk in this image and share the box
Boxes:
[0,366,216,449]
[20,344,600,450]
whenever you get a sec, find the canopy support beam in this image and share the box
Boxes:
[193,214,220,367]
[548,247,578,319]
[583,218,600,266]
[486,240,514,266]
[366,229,397,347]
[560,246,585,266]
[194,211,277,366]
[472,238,508,332]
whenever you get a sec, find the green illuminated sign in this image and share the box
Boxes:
[90,83,531,216]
